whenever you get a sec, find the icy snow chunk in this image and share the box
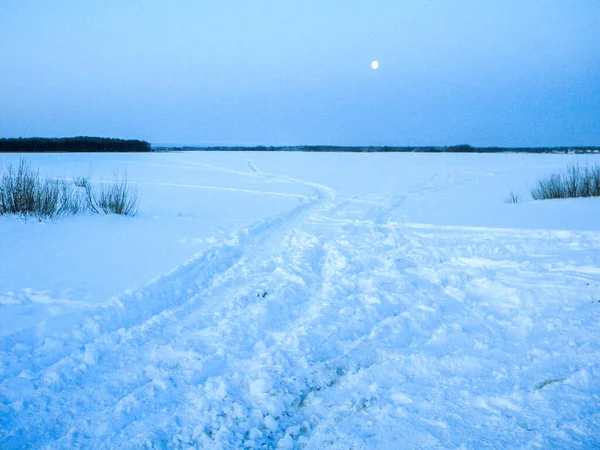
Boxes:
[472,397,494,411]
[232,402,246,419]
[71,328,85,340]
[416,304,437,313]
[11,343,31,356]
[18,369,35,380]
[83,344,99,365]
[444,286,466,302]
[264,415,278,432]
[10,400,24,412]
[144,364,168,379]
[249,378,273,396]
[278,433,294,449]
[153,378,170,391]
[0,377,35,402]
[43,370,61,386]
[248,427,263,440]
[422,419,449,429]
[490,397,521,412]
[205,377,228,401]
[286,425,301,437]
[189,394,209,412]
[115,392,138,414]
[40,337,63,352]
[272,267,306,286]
[94,420,110,437]
[83,318,101,336]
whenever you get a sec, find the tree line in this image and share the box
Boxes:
[0,137,151,153]
[159,144,600,154]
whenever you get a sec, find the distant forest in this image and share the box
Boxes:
[2,139,599,153]
[0,137,151,153]
[157,144,600,153]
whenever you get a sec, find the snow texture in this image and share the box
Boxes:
[1,152,600,448]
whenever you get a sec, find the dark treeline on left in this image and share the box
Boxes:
[0,137,151,153]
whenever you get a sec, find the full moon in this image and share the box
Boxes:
[371,60,379,70]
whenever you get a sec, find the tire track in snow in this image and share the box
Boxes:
[0,209,290,381]
[246,160,260,174]
[292,227,600,449]
[136,180,308,199]
[48,230,332,448]
[50,228,383,447]
[3,161,600,448]
[7,217,600,448]
[328,169,491,226]
[0,161,329,378]
[53,225,443,448]
[0,162,337,448]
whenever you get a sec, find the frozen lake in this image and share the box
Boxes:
[1,151,600,448]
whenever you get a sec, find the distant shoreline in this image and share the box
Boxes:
[1,138,599,154]
[153,144,600,154]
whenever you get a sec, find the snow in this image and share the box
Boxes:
[1,151,600,448]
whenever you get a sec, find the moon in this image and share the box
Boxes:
[371,60,379,70]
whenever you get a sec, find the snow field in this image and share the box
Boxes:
[1,152,600,448]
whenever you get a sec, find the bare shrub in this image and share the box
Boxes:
[34,179,61,219]
[73,175,90,188]
[58,180,85,216]
[531,162,600,200]
[0,159,80,218]
[0,159,74,219]
[73,175,99,213]
[96,172,139,216]
[0,159,39,215]
[505,191,522,204]
[0,159,140,219]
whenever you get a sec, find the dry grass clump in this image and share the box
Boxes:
[0,158,139,219]
[531,162,600,200]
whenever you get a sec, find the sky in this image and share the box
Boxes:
[1,0,599,147]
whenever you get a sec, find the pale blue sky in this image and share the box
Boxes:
[1,1,599,146]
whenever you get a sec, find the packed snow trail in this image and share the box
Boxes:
[0,162,332,381]
[0,163,336,447]
[1,161,600,449]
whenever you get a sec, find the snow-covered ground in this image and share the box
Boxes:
[1,151,600,449]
